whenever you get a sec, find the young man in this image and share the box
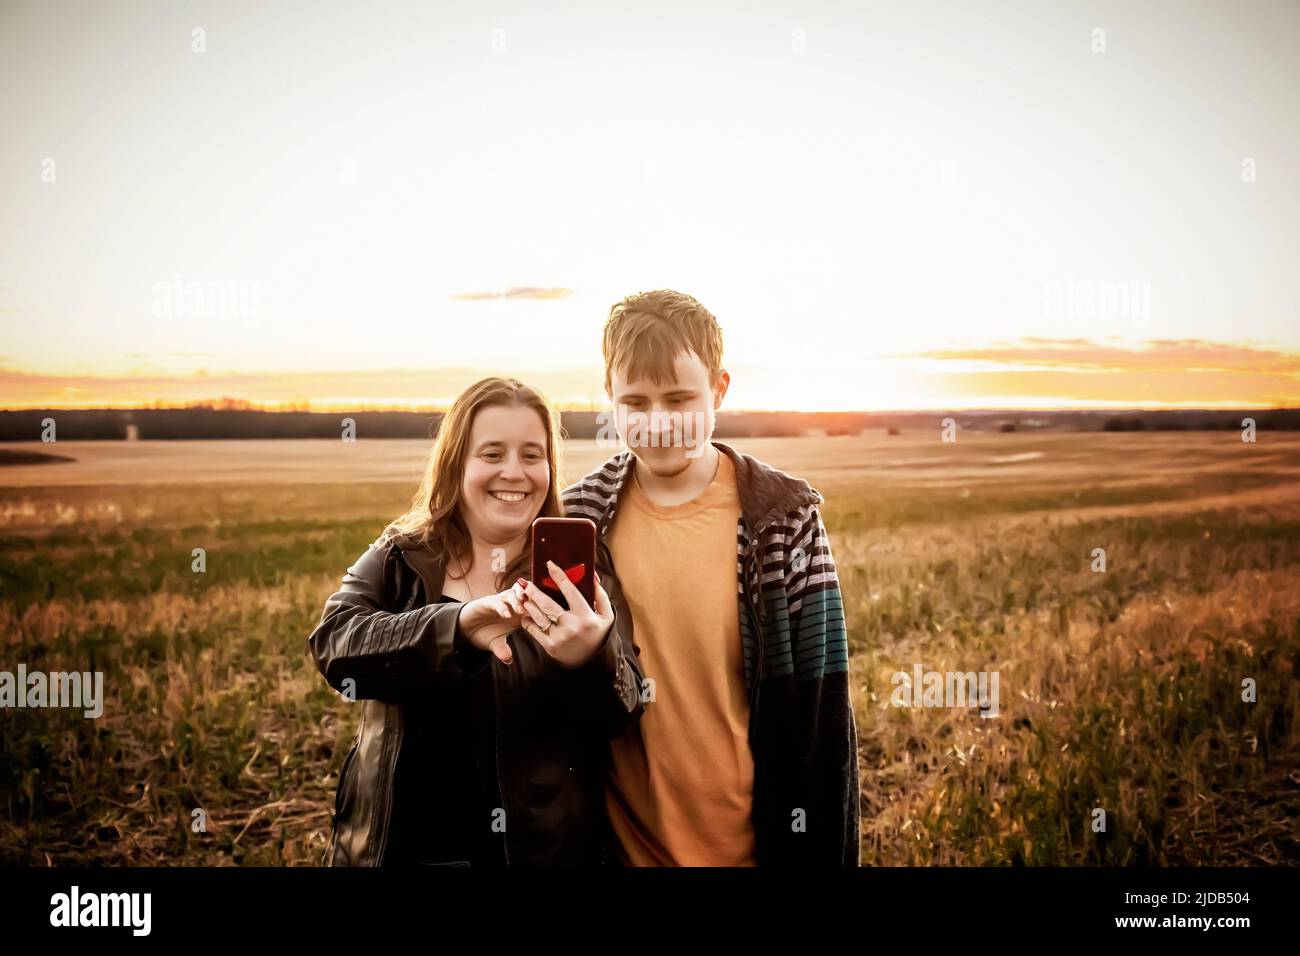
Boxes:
[562,289,860,866]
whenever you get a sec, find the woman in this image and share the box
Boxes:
[308,377,644,865]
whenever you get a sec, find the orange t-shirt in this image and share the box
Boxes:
[604,450,757,865]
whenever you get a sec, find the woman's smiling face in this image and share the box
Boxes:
[459,403,551,543]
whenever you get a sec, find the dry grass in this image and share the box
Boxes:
[1,432,1297,864]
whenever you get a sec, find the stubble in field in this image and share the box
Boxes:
[1,432,1296,864]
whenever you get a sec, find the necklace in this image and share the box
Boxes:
[454,551,517,658]
[452,552,482,601]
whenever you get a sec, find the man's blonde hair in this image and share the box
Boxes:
[602,289,724,394]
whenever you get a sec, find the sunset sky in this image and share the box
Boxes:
[2,0,1297,412]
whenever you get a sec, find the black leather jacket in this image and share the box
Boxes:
[307,528,645,866]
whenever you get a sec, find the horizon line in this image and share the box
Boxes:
[3,401,1297,415]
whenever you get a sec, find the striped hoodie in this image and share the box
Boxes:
[562,440,861,865]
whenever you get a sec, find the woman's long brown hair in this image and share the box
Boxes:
[385,376,564,591]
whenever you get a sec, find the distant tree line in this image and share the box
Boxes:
[1,406,1297,441]
[1100,410,1300,431]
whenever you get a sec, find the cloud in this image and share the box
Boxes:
[908,338,1300,375]
[450,287,575,302]
[0,364,607,411]
[5,337,1298,411]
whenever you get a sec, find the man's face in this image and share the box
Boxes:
[607,349,730,476]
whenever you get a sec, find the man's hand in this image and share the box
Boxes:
[516,560,614,668]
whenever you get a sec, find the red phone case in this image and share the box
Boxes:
[531,517,596,611]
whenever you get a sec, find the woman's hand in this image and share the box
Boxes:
[456,586,528,665]
[515,560,615,668]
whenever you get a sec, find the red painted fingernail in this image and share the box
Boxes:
[516,577,527,589]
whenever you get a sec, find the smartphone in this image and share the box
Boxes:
[530,517,596,611]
